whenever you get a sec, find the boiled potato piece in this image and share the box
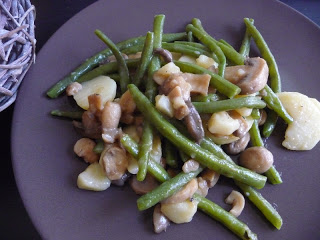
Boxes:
[161,199,198,224]
[208,111,240,136]
[155,94,174,118]
[153,62,180,85]
[73,76,117,110]
[196,55,218,69]
[77,162,111,191]
[277,92,320,150]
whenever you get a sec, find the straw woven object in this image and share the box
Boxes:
[0,0,36,112]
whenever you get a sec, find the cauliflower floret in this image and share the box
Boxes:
[277,92,320,150]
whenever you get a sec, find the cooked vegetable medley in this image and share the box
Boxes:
[48,15,320,240]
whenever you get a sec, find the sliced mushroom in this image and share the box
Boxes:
[130,174,159,195]
[99,145,128,180]
[182,159,200,173]
[160,74,191,100]
[154,48,173,63]
[180,73,211,96]
[168,86,190,120]
[73,138,99,163]
[119,90,136,124]
[74,111,101,139]
[225,190,245,217]
[258,109,267,126]
[200,168,220,188]
[111,172,131,186]
[224,132,250,155]
[196,177,209,197]
[239,146,274,173]
[88,94,104,117]
[162,178,198,204]
[101,101,121,143]
[153,204,170,234]
[224,57,269,94]
[229,111,250,138]
[184,100,204,143]
[66,82,82,96]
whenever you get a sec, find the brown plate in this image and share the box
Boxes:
[12,0,320,239]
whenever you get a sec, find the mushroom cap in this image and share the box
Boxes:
[224,57,269,95]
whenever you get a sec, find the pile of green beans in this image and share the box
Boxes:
[48,15,295,240]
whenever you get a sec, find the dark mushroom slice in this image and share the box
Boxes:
[224,132,250,155]
[224,57,269,94]
[184,100,205,143]
[130,174,159,195]
[154,47,173,63]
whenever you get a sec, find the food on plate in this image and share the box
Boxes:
[277,92,320,150]
[47,14,319,239]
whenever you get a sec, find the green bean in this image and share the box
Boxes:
[236,182,283,230]
[179,150,190,163]
[137,122,153,181]
[244,18,281,93]
[174,41,210,52]
[262,110,278,137]
[77,59,140,84]
[200,137,233,162]
[218,39,235,49]
[121,44,144,55]
[186,24,226,77]
[128,84,267,189]
[264,166,283,185]
[132,32,154,87]
[93,139,104,154]
[191,18,245,65]
[137,167,202,210]
[194,194,258,240]
[193,96,266,114]
[249,120,264,147]
[250,108,261,120]
[95,30,130,94]
[46,32,187,98]
[106,73,120,82]
[191,93,221,102]
[163,140,178,168]
[50,109,83,120]
[200,137,283,229]
[173,60,241,98]
[239,18,254,58]
[187,31,194,42]
[162,42,212,58]
[249,120,283,185]
[120,134,170,183]
[145,14,164,101]
[261,85,293,124]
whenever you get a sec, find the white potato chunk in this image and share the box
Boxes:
[155,95,174,118]
[277,92,320,150]
[208,111,240,135]
[73,76,116,110]
[234,107,252,117]
[127,154,139,174]
[161,200,198,224]
[178,55,197,64]
[153,62,181,85]
[150,134,162,164]
[196,55,218,69]
[77,162,111,191]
